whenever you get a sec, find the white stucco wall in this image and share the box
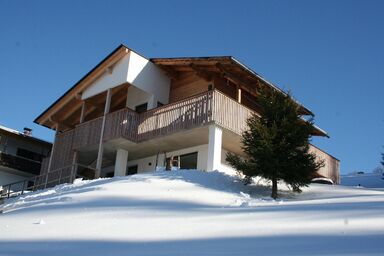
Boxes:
[0,168,31,186]
[82,51,171,110]
[127,51,170,107]
[82,54,130,99]
[102,144,237,177]
[124,145,209,173]
[220,149,237,176]
[125,86,152,110]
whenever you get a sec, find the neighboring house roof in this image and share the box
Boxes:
[33,44,327,136]
[0,124,52,146]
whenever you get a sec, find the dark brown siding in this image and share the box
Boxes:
[169,74,210,103]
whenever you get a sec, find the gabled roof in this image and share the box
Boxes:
[34,44,327,137]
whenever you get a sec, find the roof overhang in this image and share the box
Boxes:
[150,56,313,116]
[34,44,131,130]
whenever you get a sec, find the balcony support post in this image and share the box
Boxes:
[114,148,128,177]
[45,123,59,188]
[79,102,86,124]
[237,86,242,103]
[95,88,112,178]
[207,124,222,171]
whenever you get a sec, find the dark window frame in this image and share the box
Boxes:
[135,103,148,113]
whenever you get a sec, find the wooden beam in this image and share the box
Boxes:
[215,63,259,98]
[189,64,212,82]
[79,102,86,123]
[48,117,74,131]
[50,98,83,124]
[158,65,180,80]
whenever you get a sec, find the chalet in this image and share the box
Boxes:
[33,44,339,189]
[0,125,51,191]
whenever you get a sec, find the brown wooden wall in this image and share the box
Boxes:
[39,157,50,175]
[73,117,103,149]
[214,77,237,101]
[169,74,211,103]
[51,130,75,171]
[309,145,340,184]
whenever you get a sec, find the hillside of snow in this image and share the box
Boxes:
[1,170,384,256]
[341,172,384,189]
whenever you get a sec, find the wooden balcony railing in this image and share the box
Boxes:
[68,90,256,150]
[104,107,139,142]
[73,117,103,149]
[0,152,41,175]
[212,90,255,135]
[138,91,214,140]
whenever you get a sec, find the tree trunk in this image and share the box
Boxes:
[271,174,278,199]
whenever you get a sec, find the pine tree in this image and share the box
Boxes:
[226,88,324,199]
[381,151,384,166]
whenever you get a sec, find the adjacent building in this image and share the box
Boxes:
[0,125,51,189]
[33,44,340,188]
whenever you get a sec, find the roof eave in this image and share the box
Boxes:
[34,44,131,127]
[230,57,314,116]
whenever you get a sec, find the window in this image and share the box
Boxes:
[166,152,198,170]
[135,103,148,113]
[179,152,198,169]
[126,165,138,175]
[105,171,114,178]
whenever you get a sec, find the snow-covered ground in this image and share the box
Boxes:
[1,170,384,256]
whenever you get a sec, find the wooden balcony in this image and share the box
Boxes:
[0,152,41,175]
[67,90,254,150]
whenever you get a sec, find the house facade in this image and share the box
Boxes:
[0,125,51,190]
[34,44,339,188]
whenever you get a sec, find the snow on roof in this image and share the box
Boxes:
[0,124,51,145]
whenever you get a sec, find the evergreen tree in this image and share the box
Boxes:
[381,151,384,166]
[226,88,324,199]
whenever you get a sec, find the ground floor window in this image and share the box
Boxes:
[166,152,198,170]
[126,165,138,175]
[106,171,114,178]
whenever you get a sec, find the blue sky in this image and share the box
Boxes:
[0,0,383,174]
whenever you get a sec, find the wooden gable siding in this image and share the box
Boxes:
[169,73,211,103]
[214,76,237,101]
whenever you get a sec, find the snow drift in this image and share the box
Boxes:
[1,170,383,256]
